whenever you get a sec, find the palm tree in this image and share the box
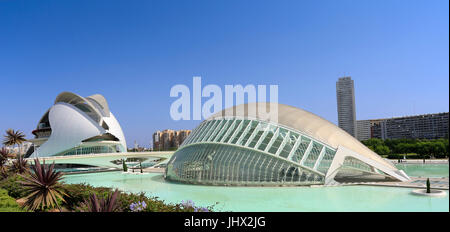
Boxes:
[83,189,120,212]
[19,158,68,211]
[3,129,27,156]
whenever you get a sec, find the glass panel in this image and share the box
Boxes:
[342,156,373,172]
[279,132,298,158]
[231,120,250,144]
[317,148,336,174]
[189,122,208,144]
[223,120,241,143]
[303,142,323,168]
[257,125,276,151]
[248,122,267,148]
[238,121,259,146]
[268,128,288,154]
[239,152,253,183]
[206,119,225,141]
[213,119,232,142]
[199,120,220,142]
[291,136,311,162]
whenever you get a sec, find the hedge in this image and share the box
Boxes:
[0,188,24,212]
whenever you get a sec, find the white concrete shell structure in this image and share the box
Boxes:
[165,103,410,186]
[27,92,127,158]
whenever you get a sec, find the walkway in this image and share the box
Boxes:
[355,177,449,190]
[389,159,449,164]
[25,151,175,169]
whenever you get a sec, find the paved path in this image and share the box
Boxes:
[389,159,449,164]
[354,177,449,190]
[24,151,174,168]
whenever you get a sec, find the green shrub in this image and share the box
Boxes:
[387,154,403,159]
[61,183,113,211]
[0,188,25,212]
[0,173,28,199]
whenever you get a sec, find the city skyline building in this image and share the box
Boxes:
[357,112,449,140]
[336,76,357,137]
[356,120,371,141]
[153,129,192,151]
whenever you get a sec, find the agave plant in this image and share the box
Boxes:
[83,189,120,212]
[19,158,68,211]
[3,129,27,151]
[10,155,29,174]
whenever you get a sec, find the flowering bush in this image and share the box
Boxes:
[181,200,195,208]
[130,201,147,212]
[194,207,209,212]
[181,200,210,212]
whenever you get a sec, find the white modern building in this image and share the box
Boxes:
[165,103,410,186]
[27,92,127,158]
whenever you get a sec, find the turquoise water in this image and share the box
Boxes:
[62,164,449,212]
[396,164,449,178]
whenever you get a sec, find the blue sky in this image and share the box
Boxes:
[0,0,448,148]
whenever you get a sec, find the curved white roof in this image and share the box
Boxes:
[209,102,395,169]
[31,91,127,157]
[86,94,110,117]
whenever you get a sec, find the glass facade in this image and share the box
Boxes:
[342,156,374,173]
[165,143,324,186]
[56,145,117,156]
[166,117,339,186]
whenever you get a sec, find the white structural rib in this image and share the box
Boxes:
[236,121,253,145]
[207,120,224,141]
[286,135,302,160]
[255,125,270,149]
[228,120,244,143]
[265,128,280,153]
[313,146,326,171]
[214,120,231,142]
[275,131,290,156]
[299,140,314,166]
[220,120,237,143]
[244,122,261,147]
[325,145,410,185]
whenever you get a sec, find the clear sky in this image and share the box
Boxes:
[0,0,448,148]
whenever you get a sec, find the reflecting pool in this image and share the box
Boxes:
[395,164,449,178]
[62,164,449,212]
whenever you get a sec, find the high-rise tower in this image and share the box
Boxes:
[336,76,356,137]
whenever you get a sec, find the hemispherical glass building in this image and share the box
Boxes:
[165,103,410,186]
